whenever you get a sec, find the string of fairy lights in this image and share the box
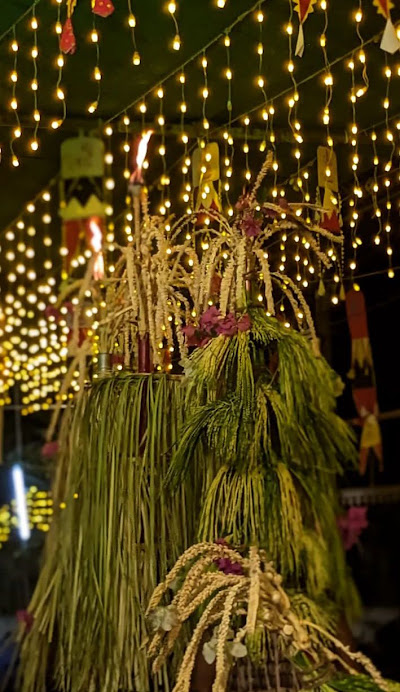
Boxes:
[0,487,54,547]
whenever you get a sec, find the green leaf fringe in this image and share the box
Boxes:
[18,373,197,692]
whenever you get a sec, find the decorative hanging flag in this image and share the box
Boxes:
[345,288,383,476]
[317,146,342,233]
[60,17,76,54]
[192,142,221,214]
[59,136,106,280]
[294,0,317,57]
[372,0,400,53]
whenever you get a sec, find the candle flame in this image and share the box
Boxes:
[136,130,153,170]
[89,218,104,280]
[130,130,153,185]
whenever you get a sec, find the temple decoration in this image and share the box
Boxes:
[294,0,317,57]
[59,136,106,280]
[345,288,383,476]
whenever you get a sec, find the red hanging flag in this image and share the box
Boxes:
[294,0,317,56]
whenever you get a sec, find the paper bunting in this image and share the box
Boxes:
[294,0,317,57]
[372,0,400,53]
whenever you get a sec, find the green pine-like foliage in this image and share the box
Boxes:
[169,308,359,620]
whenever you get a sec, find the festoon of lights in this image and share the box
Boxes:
[0,181,88,413]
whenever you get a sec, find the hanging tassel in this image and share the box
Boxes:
[339,283,346,301]
[92,0,115,17]
[295,23,305,57]
[317,278,325,297]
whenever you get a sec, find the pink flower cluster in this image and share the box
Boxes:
[214,539,243,575]
[182,307,251,347]
[337,507,368,551]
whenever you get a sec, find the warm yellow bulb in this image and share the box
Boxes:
[128,13,136,27]
[55,21,62,35]
[168,1,176,13]
[31,46,38,59]
[10,97,18,110]
[133,51,141,65]
[173,34,181,50]
[57,54,64,67]
[10,70,18,83]
[355,9,362,22]
[51,119,61,129]
[94,66,101,80]
[91,29,99,43]
[11,39,18,52]
[217,0,226,6]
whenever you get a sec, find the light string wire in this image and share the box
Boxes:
[0,0,40,44]
[104,0,268,125]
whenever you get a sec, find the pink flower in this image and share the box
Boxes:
[216,557,243,575]
[235,194,250,211]
[41,441,59,459]
[217,313,238,337]
[241,213,261,238]
[17,610,34,632]
[237,314,251,332]
[338,507,368,551]
[182,324,201,347]
[199,306,220,332]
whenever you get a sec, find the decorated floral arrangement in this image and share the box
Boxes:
[147,542,387,692]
